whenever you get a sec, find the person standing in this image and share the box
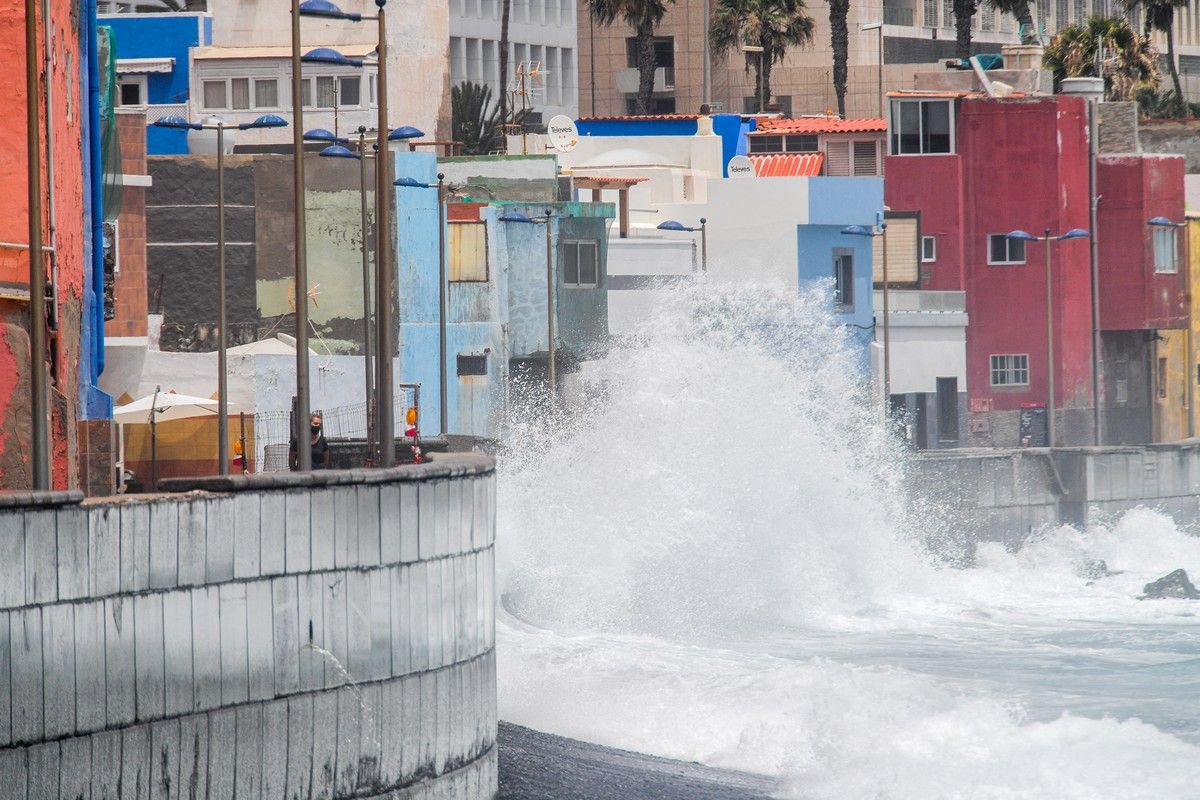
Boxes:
[290,414,329,469]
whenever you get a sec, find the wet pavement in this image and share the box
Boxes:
[497,722,780,799]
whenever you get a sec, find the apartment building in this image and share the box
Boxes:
[451,0,579,122]
[578,0,1200,121]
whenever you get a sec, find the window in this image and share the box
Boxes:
[457,353,488,376]
[369,74,376,104]
[449,222,488,282]
[231,78,250,110]
[853,140,878,176]
[921,235,936,262]
[748,135,783,153]
[203,80,227,109]
[890,99,953,155]
[562,241,599,287]
[988,234,1025,264]
[990,354,1029,386]
[833,250,854,309]
[624,36,674,69]
[625,96,676,114]
[825,140,850,176]
[300,78,312,108]
[254,78,278,109]
[1153,227,1177,273]
[118,76,146,106]
[316,76,337,108]
[786,134,819,152]
[339,75,361,106]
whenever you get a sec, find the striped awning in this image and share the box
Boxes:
[116,57,175,74]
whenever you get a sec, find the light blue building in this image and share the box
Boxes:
[100,12,212,154]
[796,176,885,359]
[392,151,614,438]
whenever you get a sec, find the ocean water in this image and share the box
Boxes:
[494,284,1200,799]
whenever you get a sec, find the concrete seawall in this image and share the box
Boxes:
[911,442,1200,549]
[0,456,497,799]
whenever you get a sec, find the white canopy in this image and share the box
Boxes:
[113,391,220,424]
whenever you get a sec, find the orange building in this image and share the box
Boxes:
[0,0,110,490]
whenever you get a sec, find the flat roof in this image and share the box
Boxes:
[194,44,377,60]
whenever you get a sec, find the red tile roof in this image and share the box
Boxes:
[749,152,825,177]
[753,116,887,135]
[576,114,700,122]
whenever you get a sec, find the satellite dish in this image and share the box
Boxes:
[727,154,756,178]
[547,115,579,153]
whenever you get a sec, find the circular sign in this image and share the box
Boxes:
[727,155,756,178]
[547,115,579,153]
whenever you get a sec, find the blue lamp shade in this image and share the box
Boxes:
[1005,230,1037,241]
[303,128,348,144]
[302,47,362,67]
[1057,228,1089,240]
[499,210,534,224]
[393,176,430,188]
[320,144,359,159]
[150,115,200,130]
[657,220,690,232]
[240,114,288,130]
[388,126,425,141]
[840,224,874,236]
[1148,216,1179,227]
[298,0,362,20]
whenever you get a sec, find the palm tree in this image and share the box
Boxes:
[953,0,979,60]
[1042,17,1159,100]
[710,0,815,113]
[499,0,512,125]
[828,0,849,118]
[589,0,675,114]
[1123,0,1188,101]
[987,0,1035,44]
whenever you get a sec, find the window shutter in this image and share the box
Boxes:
[825,141,850,176]
[872,217,919,285]
[853,141,878,176]
[449,223,488,282]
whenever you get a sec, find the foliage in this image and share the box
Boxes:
[1135,87,1200,118]
[1121,0,1188,101]
[588,0,675,114]
[986,0,1035,44]
[953,0,979,59]
[1042,17,1159,102]
[710,0,815,112]
[451,82,529,155]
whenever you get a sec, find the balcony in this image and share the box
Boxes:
[616,66,675,95]
[875,290,966,314]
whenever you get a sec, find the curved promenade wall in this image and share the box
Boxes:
[0,455,497,799]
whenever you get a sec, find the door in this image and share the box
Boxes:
[936,377,959,446]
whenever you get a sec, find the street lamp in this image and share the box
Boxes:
[1149,216,1191,437]
[500,209,557,398]
[394,173,449,435]
[861,22,883,118]
[298,0,399,467]
[1006,227,1090,447]
[841,222,891,401]
[151,113,287,475]
[657,219,707,272]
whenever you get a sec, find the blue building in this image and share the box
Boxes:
[100,12,212,154]
[392,150,614,438]
[576,112,751,176]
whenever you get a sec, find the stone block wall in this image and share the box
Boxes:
[0,455,497,799]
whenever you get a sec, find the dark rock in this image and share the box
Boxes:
[1078,559,1111,580]
[1140,569,1200,600]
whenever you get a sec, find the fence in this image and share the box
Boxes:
[250,387,420,472]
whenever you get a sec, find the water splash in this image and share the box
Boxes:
[495,282,1200,799]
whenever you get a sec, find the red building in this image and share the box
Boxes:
[885,91,1186,446]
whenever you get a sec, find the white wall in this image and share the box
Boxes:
[606,238,695,335]
[884,316,968,395]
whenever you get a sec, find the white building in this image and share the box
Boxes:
[450,0,579,124]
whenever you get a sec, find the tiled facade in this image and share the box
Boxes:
[109,110,149,339]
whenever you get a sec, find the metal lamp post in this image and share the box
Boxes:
[861,22,883,118]
[841,222,890,401]
[394,174,448,434]
[500,210,557,398]
[1148,216,1191,438]
[657,219,707,272]
[1006,227,1090,447]
[301,31,422,467]
[151,113,287,475]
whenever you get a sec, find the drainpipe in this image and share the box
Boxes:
[87,0,105,387]
[42,0,59,339]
